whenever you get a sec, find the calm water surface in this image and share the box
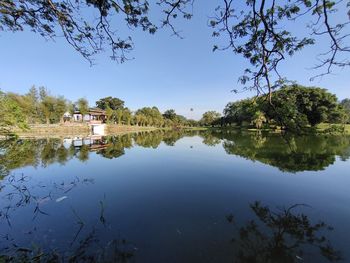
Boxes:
[0,130,350,262]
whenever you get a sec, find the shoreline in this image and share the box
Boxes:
[1,124,208,139]
[1,123,349,140]
[1,123,163,139]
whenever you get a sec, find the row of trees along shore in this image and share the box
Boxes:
[1,84,350,135]
[0,86,200,134]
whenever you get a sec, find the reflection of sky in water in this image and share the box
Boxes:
[0,132,350,262]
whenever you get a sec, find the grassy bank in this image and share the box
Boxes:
[106,124,160,134]
[12,123,90,139]
[316,123,350,134]
[2,123,162,139]
[1,124,209,139]
[5,123,348,139]
[203,123,350,135]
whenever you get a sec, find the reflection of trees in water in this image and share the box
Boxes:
[133,130,163,148]
[96,134,132,159]
[77,144,90,162]
[0,232,135,262]
[218,131,350,172]
[0,172,344,262]
[0,139,42,175]
[133,129,199,148]
[199,130,222,146]
[0,130,202,174]
[228,201,342,263]
[0,173,134,262]
[2,130,348,173]
[0,138,72,178]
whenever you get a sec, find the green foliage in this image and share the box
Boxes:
[135,107,163,127]
[227,201,342,262]
[1,87,68,126]
[96,96,125,110]
[115,108,123,125]
[0,87,199,129]
[1,0,348,101]
[340,99,350,123]
[200,111,221,126]
[76,98,89,116]
[0,130,201,174]
[210,0,349,99]
[40,95,67,124]
[285,85,338,126]
[162,109,197,127]
[2,130,349,175]
[105,106,114,123]
[67,101,75,116]
[163,109,177,121]
[224,85,347,131]
[0,0,194,63]
[224,99,259,126]
[0,91,28,135]
[251,111,267,129]
[219,130,350,172]
[122,108,132,125]
[322,125,346,135]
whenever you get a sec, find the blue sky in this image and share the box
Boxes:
[0,2,349,120]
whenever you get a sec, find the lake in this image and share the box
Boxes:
[1,130,350,262]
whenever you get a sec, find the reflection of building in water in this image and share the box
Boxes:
[64,136,108,151]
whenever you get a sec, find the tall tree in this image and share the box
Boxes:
[122,108,132,125]
[40,95,55,124]
[26,86,40,123]
[67,101,76,116]
[115,109,123,125]
[340,99,350,123]
[0,91,28,135]
[163,109,177,121]
[200,111,221,126]
[251,111,267,129]
[54,96,68,123]
[105,106,114,123]
[96,97,125,110]
[76,98,89,121]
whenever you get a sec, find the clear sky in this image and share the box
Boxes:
[0,2,349,120]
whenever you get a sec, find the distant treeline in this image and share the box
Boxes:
[1,84,350,135]
[0,86,202,134]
